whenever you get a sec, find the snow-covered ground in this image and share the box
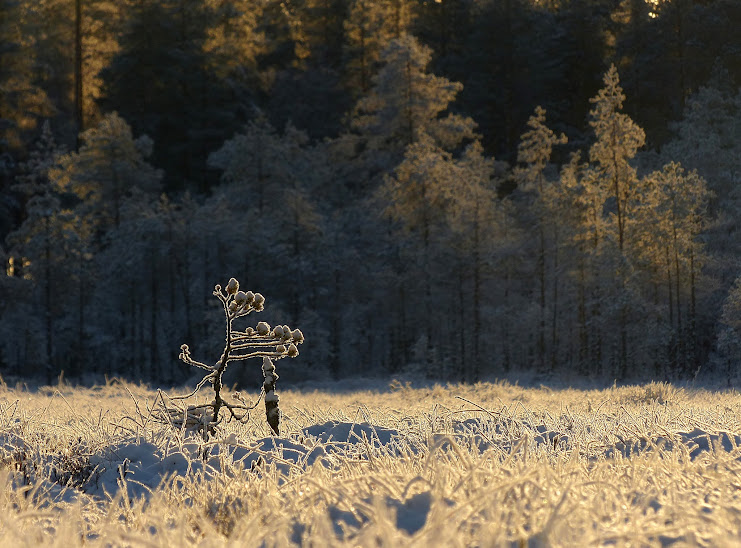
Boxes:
[1,379,741,545]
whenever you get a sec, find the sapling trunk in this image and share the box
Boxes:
[263,357,280,435]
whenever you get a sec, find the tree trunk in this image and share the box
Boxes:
[44,217,53,384]
[458,267,466,381]
[551,226,560,372]
[578,258,588,375]
[666,247,674,329]
[150,250,159,381]
[291,203,301,325]
[537,225,546,373]
[75,269,85,378]
[331,268,341,377]
[472,203,482,382]
[689,245,697,369]
[74,0,83,149]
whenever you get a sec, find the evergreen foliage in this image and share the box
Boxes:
[3,0,741,385]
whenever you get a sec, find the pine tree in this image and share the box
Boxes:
[586,65,645,378]
[351,34,476,156]
[379,136,503,380]
[663,79,741,211]
[204,0,266,83]
[343,0,413,95]
[208,117,293,213]
[637,162,710,375]
[50,113,162,235]
[458,0,582,159]
[208,119,324,325]
[379,134,466,376]
[514,106,567,374]
[5,122,80,382]
[662,78,741,374]
[717,275,741,386]
[80,0,127,131]
[449,141,500,381]
[558,152,595,373]
[172,277,304,437]
[588,65,645,254]
[295,0,347,66]
[352,34,479,376]
[99,0,242,190]
[0,0,53,151]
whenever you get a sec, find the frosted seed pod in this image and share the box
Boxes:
[275,345,286,354]
[226,278,239,295]
[291,329,304,343]
[264,392,279,403]
[287,343,299,358]
[245,327,254,336]
[228,301,238,312]
[257,321,270,335]
[245,291,255,304]
[235,291,247,305]
[273,325,284,338]
[282,325,292,340]
[255,302,264,312]
[253,293,265,306]
[262,356,275,373]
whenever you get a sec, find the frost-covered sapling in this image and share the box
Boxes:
[170,278,303,437]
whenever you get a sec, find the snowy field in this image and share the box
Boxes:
[2,378,741,546]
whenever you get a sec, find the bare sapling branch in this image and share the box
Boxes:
[166,278,304,438]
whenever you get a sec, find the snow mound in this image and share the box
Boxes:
[680,428,741,458]
[431,418,571,455]
[430,419,741,463]
[300,421,413,457]
[301,421,401,446]
[200,436,329,473]
[83,422,413,501]
[18,418,737,506]
[328,491,455,540]
[0,431,27,456]
[390,491,436,535]
[430,418,496,452]
[86,435,331,500]
[606,429,741,460]
[0,430,85,504]
[88,440,194,499]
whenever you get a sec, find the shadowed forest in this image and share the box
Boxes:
[3,0,741,386]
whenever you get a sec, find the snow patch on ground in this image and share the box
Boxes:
[4,417,741,508]
[81,422,410,500]
[605,429,741,460]
[327,491,453,540]
[86,435,331,500]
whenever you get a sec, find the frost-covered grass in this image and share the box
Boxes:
[2,378,741,546]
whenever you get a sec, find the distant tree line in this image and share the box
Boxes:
[3,0,741,385]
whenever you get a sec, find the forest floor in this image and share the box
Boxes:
[1,376,741,546]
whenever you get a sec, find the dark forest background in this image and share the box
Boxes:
[4,0,741,387]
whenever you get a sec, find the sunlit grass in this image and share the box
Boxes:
[1,378,741,546]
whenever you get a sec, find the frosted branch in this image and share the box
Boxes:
[169,373,215,401]
[178,344,216,371]
[227,351,286,362]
